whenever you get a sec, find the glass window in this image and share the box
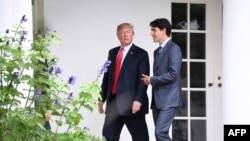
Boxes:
[191,120,206,141]
[172,120,188,141]
[172,3,187,30]
[190,62,205,88]
[191,91,206,117]
[190,4,206,30]
[190,33,206,59]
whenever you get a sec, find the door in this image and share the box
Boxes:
[170,0,223,141]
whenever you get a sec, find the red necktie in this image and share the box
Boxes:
[112,47,124,94]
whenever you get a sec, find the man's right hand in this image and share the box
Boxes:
[98,101,104,114]
[45,110,52,121]
[141,74,150,85]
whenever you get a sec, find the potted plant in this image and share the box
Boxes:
[0,15,106,141]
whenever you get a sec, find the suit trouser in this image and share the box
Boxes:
[44,121,51,130]
[103,94,149,141]
[152,107,178,141]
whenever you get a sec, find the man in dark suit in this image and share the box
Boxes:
[98,23,150,141]
[141,18,184,141]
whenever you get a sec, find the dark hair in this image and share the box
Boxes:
[150,18,171,36]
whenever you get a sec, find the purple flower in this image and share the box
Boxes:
[8,72,20,86]
[20,15,27,23]
[30,109,36,114]
[67,92,74,101]
[23,30,28,36]
[24,109,36,116]
[55,67,63,74]
[34,89,42,96]
[68,76,76,85]
[34,90,42,102]
[20,36,26,42]
[84,126,90,131]
[45,28,51,32]
[99,60,112,74]
[51,58,57,64]
[33,31,38,35]
[55,100,62,106]
[49,66,54,75]
[13,72,19,79]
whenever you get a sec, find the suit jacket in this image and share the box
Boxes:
[101,44,150,116]
[150,39,184,109]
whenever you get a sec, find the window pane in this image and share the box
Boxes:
[191,120,206,141]
[190,33,205,59]
[172,3,187,29]
[181,62,187,88]
[190,62,205,88]
[172,33,187,59]
[190,4,206,30]
[173,120,188,141]
[191,91,206,117]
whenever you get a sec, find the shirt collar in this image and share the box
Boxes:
[160,38,171,48]
[121,42,132,52]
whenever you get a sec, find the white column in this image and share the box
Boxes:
[0,0,33,37]
[223,0,250,124]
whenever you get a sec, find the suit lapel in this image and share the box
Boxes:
[154,40,172,71]
[120,45,136,74]
[153,48,160,70]
[110,47,120,75]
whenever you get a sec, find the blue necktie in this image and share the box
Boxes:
[159,46,163,53]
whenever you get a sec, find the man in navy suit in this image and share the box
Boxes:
[98,23,150,141]
[142,18,184,141]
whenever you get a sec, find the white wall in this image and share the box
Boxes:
[44,0,170,140]
[0,0,33,38]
